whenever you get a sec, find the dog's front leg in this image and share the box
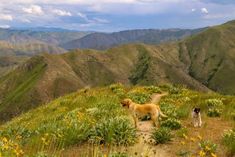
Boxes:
[133,115,138,128]
[193,118,197,127]
[198,116,202,127]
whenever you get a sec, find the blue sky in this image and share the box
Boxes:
[0,0,235,32]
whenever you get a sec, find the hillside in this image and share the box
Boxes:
[0,55,28,77]
[0,43,211,122]
[0,27,204,77]
[61,28,204,50]
[179,20,235,94]
[0,85,234,156]
[0,40,66,77]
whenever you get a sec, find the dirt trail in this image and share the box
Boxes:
[132,121,173,157]
[126,93,173,157]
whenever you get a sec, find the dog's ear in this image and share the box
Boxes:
[121,99,127,107]
[121,99,131,108]
[198,108,201,112]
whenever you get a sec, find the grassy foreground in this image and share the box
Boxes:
[0,84,234,157]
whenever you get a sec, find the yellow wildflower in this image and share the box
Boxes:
[199,150,206,157]
[183,134,188,139]
[2,137,8,143]
[57,133,63,138]
[0,152,1,157]
[190,137,196,142]
[205,146,211,151]
[181,141,186,145]
[16,135,22,140]
[14,148,24,156]
[211,153,217,157]
[104,154,107,157]
[41,137,46,142]
[197,135,202,140]
[2,144,9,150]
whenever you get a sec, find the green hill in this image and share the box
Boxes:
[179,20,235,94]
[0,85,234,156]
[0,43,210,122]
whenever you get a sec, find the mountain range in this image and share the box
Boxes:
[61,28,205,50]
[0,27,204,78]
[1,20,235,122]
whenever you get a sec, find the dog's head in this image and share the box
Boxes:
[121,98,132,108]
[193,108,201,114]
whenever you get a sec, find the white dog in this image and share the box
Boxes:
[192,108,202,127]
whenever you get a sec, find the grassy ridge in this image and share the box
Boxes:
[0,43,209,122]
[180,20,235,94]
[0,56,47,121]
[0,84,234,156]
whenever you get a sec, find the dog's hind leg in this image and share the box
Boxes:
[151,113,159,127]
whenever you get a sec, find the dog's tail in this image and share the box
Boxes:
[150,92,169,104]
[159,111,168,118]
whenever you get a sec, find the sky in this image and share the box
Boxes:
[0,0,235,32]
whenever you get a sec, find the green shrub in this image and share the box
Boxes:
[161,118,182,130]
[151,127,173,144]
[222,129,235,156]
[169,87,181,94]
[159,84,182,94]
[54,109,92,147]
[205,99,223,108]
[109,83,125,98]
[89,117,136,146]
[144,86,161,94]
[205,99,223,117]
[207,108,222,117]
[160,102,178,118]
[127,92,150,104]
[199,140,217,155]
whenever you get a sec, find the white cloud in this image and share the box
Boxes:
[77,12,109,27]
[191,8,196,12]
[201,7,209,14]
[0,14,13,21]
[93,17,109,23]
[21,18,31,23]
[77,12,90,22]
[79,23,94,27]
[52,9,72,16]
[22,5,44,15]
[0,25,10,28]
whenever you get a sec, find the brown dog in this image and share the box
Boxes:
[121,94,168,128]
